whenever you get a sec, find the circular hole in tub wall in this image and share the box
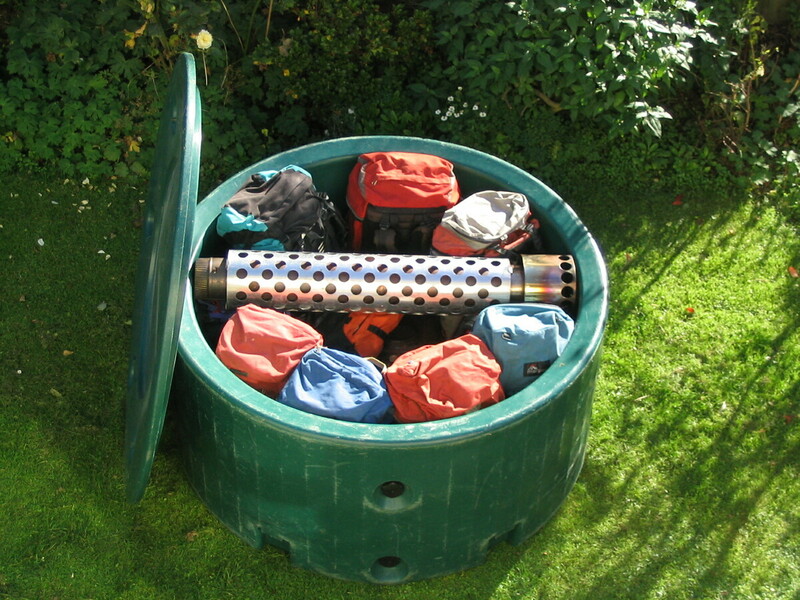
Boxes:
[370,481,419,512]
[370,556,410,584]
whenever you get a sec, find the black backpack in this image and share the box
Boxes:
[218,167,346,252]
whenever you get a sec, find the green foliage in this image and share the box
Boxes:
[0,0,434,182]
[243,2,434,146]
[420,0,722,137]
[117,0,435,175]
[0,0,797,206]
[0,1,155,179]
[695,0,800,211]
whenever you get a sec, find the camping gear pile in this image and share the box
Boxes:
[198,152,575,424]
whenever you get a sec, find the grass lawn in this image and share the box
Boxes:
[1,151,798,599]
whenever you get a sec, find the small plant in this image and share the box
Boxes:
[245,1,434,146]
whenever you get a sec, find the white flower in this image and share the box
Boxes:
[196,29,213,50]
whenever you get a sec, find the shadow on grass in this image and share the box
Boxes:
[551,189,800,598]
[576,332,799,598]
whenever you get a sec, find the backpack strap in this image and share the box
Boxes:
[488,217,543,257]
[366,322,392,342]
[374,226,398,253]
[373,213,441,254]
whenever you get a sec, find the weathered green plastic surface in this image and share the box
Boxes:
[125,53,201,503]
[174,136,608,583]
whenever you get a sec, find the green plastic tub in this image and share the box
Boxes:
[126,53,608,584]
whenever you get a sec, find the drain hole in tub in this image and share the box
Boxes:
[380,481,405,498]
[370,557,410,584]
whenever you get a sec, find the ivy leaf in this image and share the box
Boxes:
[566,14,580,34]
[103,145,121,162]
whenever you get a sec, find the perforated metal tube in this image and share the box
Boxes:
[195,250,577,314]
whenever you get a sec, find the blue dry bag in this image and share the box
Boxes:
[277,347,393,423]
[471,303,574,395]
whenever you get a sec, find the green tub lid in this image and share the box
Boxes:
[125,53,201,502]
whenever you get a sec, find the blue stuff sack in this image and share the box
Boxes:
[471,303,574,395]
[277,347,393,423]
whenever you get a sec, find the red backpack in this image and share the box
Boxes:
[346,151,461,253]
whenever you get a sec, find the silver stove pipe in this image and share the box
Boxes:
[195,250,577,315]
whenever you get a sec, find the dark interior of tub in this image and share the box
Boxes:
[191,154,579,404]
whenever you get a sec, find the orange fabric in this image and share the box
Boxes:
[385,334,504,423]
[216,305,322,397]
[344,312,403,357]
[431,224,485,256]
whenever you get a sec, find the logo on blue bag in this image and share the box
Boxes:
[523,361,551,377]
